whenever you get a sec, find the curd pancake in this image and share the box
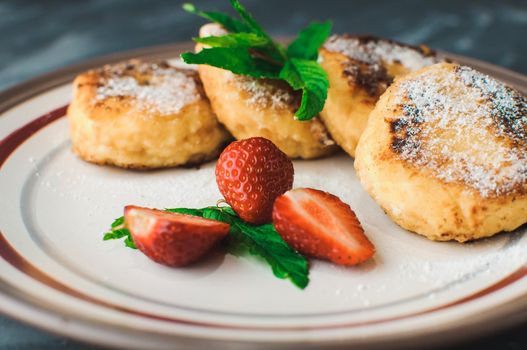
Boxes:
[194,24,337,159]
[319,35,443,157]
[355,62,527,242]
[68,59,230,169]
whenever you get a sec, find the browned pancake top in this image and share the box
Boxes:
[231,75,300,110]
[81,59,201,115]
[323,35,442,96]
[388,63,527,198]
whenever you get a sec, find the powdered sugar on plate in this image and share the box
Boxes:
[95,60,200,115]
[390,63,527,197]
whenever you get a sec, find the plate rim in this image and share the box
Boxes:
[1,42,527,349]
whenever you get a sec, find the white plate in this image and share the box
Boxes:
[1,44,526,350]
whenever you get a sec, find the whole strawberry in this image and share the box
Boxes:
[216,137,294,225]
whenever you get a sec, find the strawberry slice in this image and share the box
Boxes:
[124,206,230,267]
[272,188,375,266]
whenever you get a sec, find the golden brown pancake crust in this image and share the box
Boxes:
[319,34,443,157]
[68,59,230,169]
[355,62,527,242]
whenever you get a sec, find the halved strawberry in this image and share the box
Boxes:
[272,188,375,266]
[124,206,230,267]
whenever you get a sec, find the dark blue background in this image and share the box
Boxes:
[1,0,526,349]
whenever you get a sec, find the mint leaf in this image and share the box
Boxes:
[124,235,136,249]
[181,47,280,78]
[229,218,309,289]
[280,58,329,120]
[178,206,309,289]
[166,208,204,216]
[229,0,286,63]
[287,21,332,60]
[103,228,127,240]
[228,0,267,38]
[182,3,249,33]
[103,220,137,250]
[110,216,124,228]
[194,33,269,48]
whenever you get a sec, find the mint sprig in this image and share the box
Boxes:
[104,206,309,289]
[287,21,332,61]
[280,59,329,120]
[193,33,269,48]
[181,1,332,120]
[181,47,281,78]
[228,0,287,63]
[182,3,250,33]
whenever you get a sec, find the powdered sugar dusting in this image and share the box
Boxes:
[395,236,526,289]
[232,74,297,110]
[389,63,527,197]
[323,35,440,70]
[457,66,527,141]
[95,60,200,115]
